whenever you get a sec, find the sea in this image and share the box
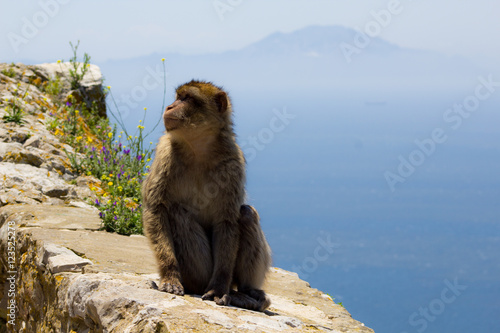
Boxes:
[114,83,500,333]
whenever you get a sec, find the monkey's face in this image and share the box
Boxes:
[164,82,230,133]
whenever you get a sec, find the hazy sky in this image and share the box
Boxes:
[0,0,499,67]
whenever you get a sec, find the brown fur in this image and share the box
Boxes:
[142,80,272,311]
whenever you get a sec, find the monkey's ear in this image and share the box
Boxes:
[214,91,229,113]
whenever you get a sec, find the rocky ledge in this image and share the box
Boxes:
[0,63,374,332]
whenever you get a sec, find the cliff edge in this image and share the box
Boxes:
[0,62,374,332]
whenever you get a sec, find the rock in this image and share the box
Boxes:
[34,62,106,118]
[41,243,93,273]
[23,135,42,148]
[0,142,43,166]
[0,205,374,332]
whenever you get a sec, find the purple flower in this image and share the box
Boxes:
[99,212,104,218]
[114,216,118,220]
[66,102,72,107]
[89,155,93,159]
[123,149,130,155]
[136,155,142,161]
[95,199,100,206]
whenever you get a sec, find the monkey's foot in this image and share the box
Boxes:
[159,281,185,296]
[202,290,231,306]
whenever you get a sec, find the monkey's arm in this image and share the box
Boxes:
[143,204,184,295]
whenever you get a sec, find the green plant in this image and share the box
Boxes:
[68,40,91,89]
[49,43,167,236]
[2,84,27,124]
[1,66,16,78]
[43,76,62,96]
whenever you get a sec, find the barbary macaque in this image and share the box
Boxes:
[142,80,272,311]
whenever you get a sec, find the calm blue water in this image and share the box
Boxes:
[113,85,500,333]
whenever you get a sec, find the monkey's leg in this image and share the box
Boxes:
[143,205,184,295]
[233,205,272,311]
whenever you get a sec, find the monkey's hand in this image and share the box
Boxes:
[159,278,184,296]
[202,288,231,306]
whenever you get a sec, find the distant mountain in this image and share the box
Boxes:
[96,24,484,120]
[232,25,401,58]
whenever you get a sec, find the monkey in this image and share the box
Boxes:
[142,80,272,311]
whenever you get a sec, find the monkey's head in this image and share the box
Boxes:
[164,80,232,133]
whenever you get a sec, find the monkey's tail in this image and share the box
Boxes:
[229,289,271,312]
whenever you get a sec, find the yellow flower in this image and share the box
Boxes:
[118,186,123,192]
[118,135,122,138]
[91,187,97,191]
[133,198,138,202]
[108,181,113,186]
[143,108,147,111]
[161,58,165,62]
[75,110,79,115]
[108,132,113,139]
[139,119,142,122]
[149,142,153,145]
[107,86,111,90]
[76,136,82,142]
[87,171,91,176]
[57,60,61,64]
[87,137,93,143]
[109,173,113,177]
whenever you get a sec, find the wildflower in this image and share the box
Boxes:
[161,58,165,62]
[149,142,153,145]
[107,86,111,90]
[99,212,104,218]
[118,186,123,192]
[76,136,82,142]
[108,181,113,186]
[91,187,97,191]
[139,119,142,122]
[75,110,79,115]
[66,101,72,107]
[136,155,142,161]
[123,149,130,155]
[109,173,113,177]
[146,158,151,162]
[57,60,61,63]
[87,171,92,176]
[95,199,100,206]
[87,137,93,143]
[114,216,118,220]
[108,132,113,139]
[118,135,121,139]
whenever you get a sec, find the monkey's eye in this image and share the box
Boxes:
[180,94,191,101]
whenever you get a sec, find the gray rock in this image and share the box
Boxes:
[35,62,106,117]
